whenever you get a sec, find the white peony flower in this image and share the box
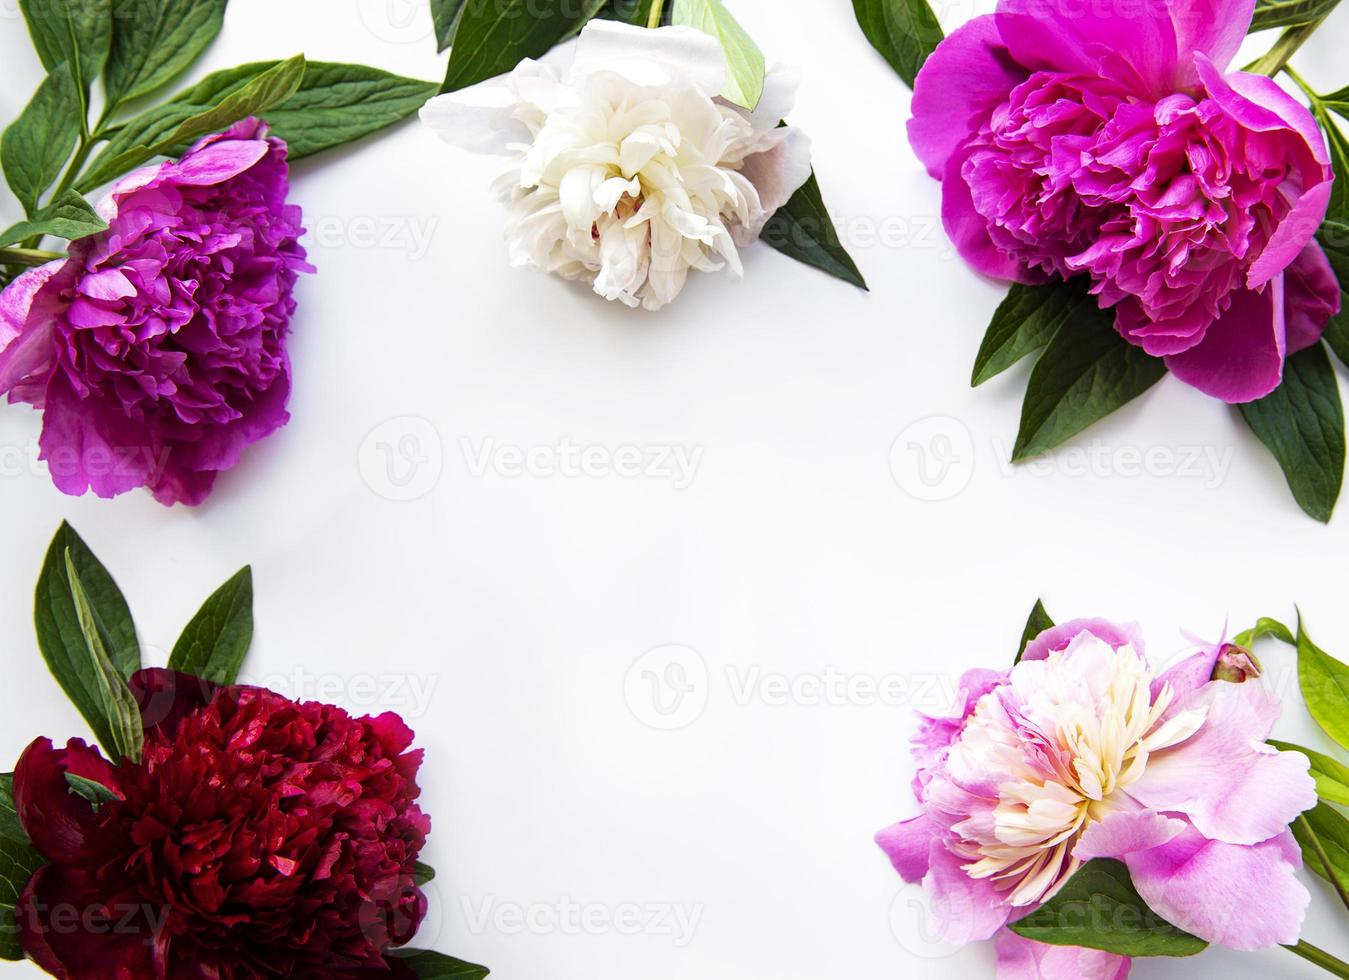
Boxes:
[420,20,812,310]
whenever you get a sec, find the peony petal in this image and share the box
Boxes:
[1075,810,1187,861]
[1020,620,1143,662]
[924,838,1011,945]
[1169,0,1256,73]
[1125,825,1308,950]
[908,15,1026,180]
[12,738,115,862]
[168,138,270,187]
[942,144,1033,282]
[419,64,554,155]
[130,668,220,739]
[0,261,66,394]
[1129,682,1316,845]
[1284,241,1341,352]
[1163,277,1287,403]
[741,64,802,133]
[734,127,812,244]
[18,863,157,979]
[38,374,156,499]
[877,815,940,882]
[571,21,726,96]
[995,928,1131,980]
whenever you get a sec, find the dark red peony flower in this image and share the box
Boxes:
[11,668,430,979]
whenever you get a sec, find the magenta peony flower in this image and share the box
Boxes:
[12,669,429,979]
[910,0,1338,402]
[876,620,1317,977]
[0,118,311,505]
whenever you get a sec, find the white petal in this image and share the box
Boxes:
[572,21,726,96]
[739,63,802,132]
[733,127,813,244]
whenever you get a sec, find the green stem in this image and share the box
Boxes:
[646,0,666,29]
[1299,813,1349,913]
[1249,16,1328,77]
[0,246,64,268]
[1285,64,1322,105]
[1285,940,1349,978]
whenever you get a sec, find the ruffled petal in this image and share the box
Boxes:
[1169,0,1256,73]
[924,839,1011,945]
[0,261,68,394]
[12,738,116,863]
[943,144,1034,282]
[1163,276,1287,403]
[1074,810,1187,861]
[877,815,940,882]
[1284,241,1341,352]
[1021,620,1143,662]
[129,668,220,739]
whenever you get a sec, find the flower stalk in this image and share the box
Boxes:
[1250,16,1328,78]
[646,0,666,28]
[0,246,64,267]
[1285,940,1349,978]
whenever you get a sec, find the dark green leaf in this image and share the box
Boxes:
[1239,342,1345,522]
[442,0,605,93]
[1250,0,1344,31]
[672,0,764,108]
[105,0,228,106]
[64,771,121,809]
[414,861,436,886]
[1,63,82,214]
[0,189,106,247]
[1015,599,1054,664]
[974,280,1096,386]
[19,0,112,93]
[167,567,253,685]
[1268,739,1349,805]
[64,551,143,762]
[1297,614,1349,751]
[390,950,490,979]
[33,522,140,752]
[599,0,664,25]
[1320,221,1349,367]
[0,834,44,961]
[1292,803,1349,893]
[1232,616,1295,648]
[1010,859,1208,957]
[78,54,306,192]
[0,776,26,848]
[1012,301,1166,460]
[852,0,943,90]
[431,0,467,51]
[760,172,867,290]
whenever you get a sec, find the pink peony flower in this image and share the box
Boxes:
[0,118,312,505]
[877,619,1317,977]
[909,0,1339,402]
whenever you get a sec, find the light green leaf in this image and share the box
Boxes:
[672,0,765,109]
[33,522,140,753]
[389,950,490,979]
[1010,859,1208,957]
[167,567,253,685]
[1298,614,1349,752]
[1239,342,1345,523]
[64,551,143,763]
[1015,599,1054,664]
[1250,0,1344,31]
[1,62,82,215]
[1012,299,1167,460]
[64,771,121,809]
[974,280,1095,387]
[78,54,306,192]
[105,0,228,106]
[1268,739,1349,805]
[0,834,44,961]
[852,0,943,90]
[1232,617,1295,648]
[1292,803,1349,893]
[431,0,467,52]
[19,0,112,94]
[442,0,605,93]
[0,189,106,247]
[760,171,867,290]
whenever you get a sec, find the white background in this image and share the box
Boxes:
[3,1,1349,977]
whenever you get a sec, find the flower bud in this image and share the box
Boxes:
[1211,643,1262,683]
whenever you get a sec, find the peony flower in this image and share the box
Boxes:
[877,620,1317,977]
[910,0,1338,402]
[420,19,812,310]
[0,118,311,505]
[12,668,429,979]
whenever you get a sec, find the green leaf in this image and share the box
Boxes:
[1268,739,1349,805]
[442,0,605,94]
[431,0,466,52]
[0,834,44,961]
[1,63,82,215]
[414,861,436,886]
[247,62,440,160]
[672,0,765,109]
[64,771,121,809]
[389,950,490,979]
[0,189,106,247]
[1297,614,1349,752]
[167,567,254,685]
[1015,599,1054,664]
[852,0,944,90]
[64,551,144,763]
[1012,299,1167,460]
[105,0,228,106]
[1232,617,1295,648]
[974,280,1094,387]
[33,523,140,752]
[1292,803,1349,893]
[1238,342,1345,523]
[599,0,663,25]
[19,0,112,94]
[0,776,27,848]
[1319,221,1349,368]
[1010,859,1208,957]
[760,172,867,290]
[1250,0,1344,31]
[77,54,306,192]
